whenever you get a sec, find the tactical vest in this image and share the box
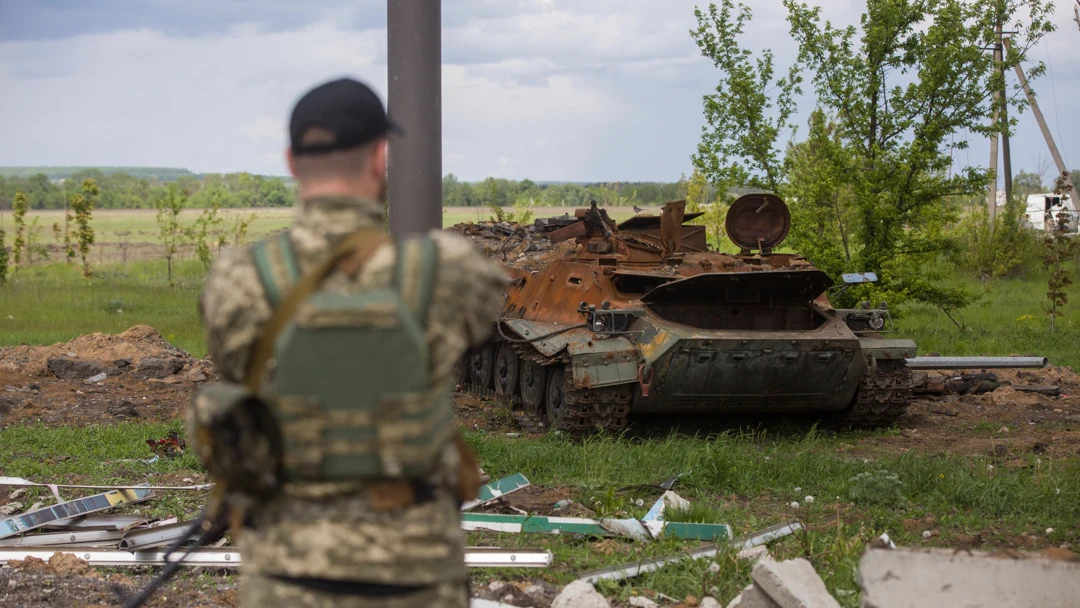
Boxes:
[249,231,454,482]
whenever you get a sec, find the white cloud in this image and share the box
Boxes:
[0,0,1076,182]
[243,116,286,144]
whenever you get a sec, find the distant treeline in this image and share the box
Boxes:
[0,168,690,211]
[0,166,200,180]
[443,174,683,208]
[0,169,295,210]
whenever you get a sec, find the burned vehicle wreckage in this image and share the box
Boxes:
[452,195,1042,434]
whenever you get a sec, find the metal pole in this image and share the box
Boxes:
[997,24,1012,205]
[987,21,1002,224]
[1003,37,1077,200]
[387,0,442,236]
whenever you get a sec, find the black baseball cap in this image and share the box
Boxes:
[289,78,403,156]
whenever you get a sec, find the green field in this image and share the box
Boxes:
[2,254,1077,368]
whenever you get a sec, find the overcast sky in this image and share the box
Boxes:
[0,0,1076,183]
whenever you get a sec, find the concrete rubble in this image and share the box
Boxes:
[628,596,659,608]
[552,580,610,608]
[726,557,841,608]
[858,547,1080,608]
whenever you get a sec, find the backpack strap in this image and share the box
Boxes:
[251,232,301,308]
[392,235,439,328]
[246,229,388,392]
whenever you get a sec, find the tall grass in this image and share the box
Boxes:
[893,272,1080,369]
[0,259,206,356]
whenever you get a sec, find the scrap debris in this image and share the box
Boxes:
[145,432,186,458]
[0,547,552,569]
[577,521,802,584]
[0,487,153,540]
[461,473,531,512]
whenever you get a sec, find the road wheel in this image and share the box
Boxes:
[469,343,495,390]
[453,352,470,387]
[520,359,547,417]
[494,343,521,405]
[545,365,568,428]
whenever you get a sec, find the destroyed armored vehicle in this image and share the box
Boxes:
[452,195,996,433]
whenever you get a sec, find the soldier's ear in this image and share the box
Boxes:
[370,139,388,181]
[286,148,297,177]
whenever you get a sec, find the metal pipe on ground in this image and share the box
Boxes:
[905,357,1047,370]
[0,547,552,569]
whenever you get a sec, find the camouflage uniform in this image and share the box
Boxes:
[198,195,507,607]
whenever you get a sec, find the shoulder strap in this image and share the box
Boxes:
[392,235,439,328]
[251,232,300,308]
[245,229,388,392]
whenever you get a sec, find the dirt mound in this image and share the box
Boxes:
[0,325,193,378]
[7,553,97,578]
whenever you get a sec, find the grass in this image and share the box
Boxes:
[0,259,207,356]
[1,423,1075,606]
[893,272,1080,370]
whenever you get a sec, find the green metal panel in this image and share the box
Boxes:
[460,513,731,541]
[569,338,640,389]
[461,474,531,511]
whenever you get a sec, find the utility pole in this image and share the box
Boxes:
[387,0,442,236]
[986,21,1003,224]
[1004,37,1078,202]
[998,22,1012,206]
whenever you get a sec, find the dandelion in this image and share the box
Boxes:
[804,496,815,504]
[790,501,800,509]
[708,562,720,574]
[938,473,945,479]
[922,531,931,539]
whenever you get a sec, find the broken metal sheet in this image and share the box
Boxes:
[0,529,127,548]
[577,520,803,584]
[0,487,153,540]
[463,547,553,568]
[0,477,63,503]
[642,491,691,523]
[735,521,803,551]
[461,474,531,512]
[0,477,212,493]
[461,513,731,541]
[0,547,551,569]
[470,600,518,608]
[46,514,150,531]
[119,519,199,550]
[0,547,240,568]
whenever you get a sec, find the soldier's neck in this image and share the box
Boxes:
[297,179,380,203]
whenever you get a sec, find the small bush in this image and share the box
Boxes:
[847,470,907,507]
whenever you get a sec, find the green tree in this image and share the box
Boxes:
[12,190,27,269]
[781,0,1053,307]
[0,226,8,285]
[691,1,802,193]
[184,189,225,271]
[694,0,1053,308]
[786,110,859,279]
[156,185,187,286]
[70,179,98,278]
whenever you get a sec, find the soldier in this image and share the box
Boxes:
[192,77,507,607]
